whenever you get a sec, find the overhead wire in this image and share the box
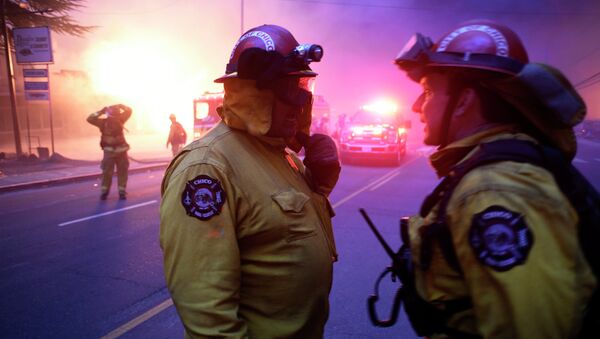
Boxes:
[574,70,600,90]
[576,78,600,90]
[279,0,600,17]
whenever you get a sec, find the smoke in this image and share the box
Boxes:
[50,0,600,137]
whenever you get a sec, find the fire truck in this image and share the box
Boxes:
[193,91,332,140]
[193,91,224,140]
[338,100,411,165]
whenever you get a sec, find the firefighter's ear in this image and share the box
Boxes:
[454,88,476,117]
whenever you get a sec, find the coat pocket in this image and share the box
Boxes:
[271,189,316,242]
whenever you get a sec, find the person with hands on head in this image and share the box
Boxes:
[159,24,340,338]
[87,103,132,200]
[391,20,598,338]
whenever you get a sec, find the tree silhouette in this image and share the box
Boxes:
[2,0,94,49]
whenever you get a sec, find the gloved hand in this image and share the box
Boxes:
[300,133,341,195]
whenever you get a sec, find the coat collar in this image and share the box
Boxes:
[429,125,536,177]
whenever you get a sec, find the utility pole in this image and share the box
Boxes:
[1,0,23,157]
[240,0,244,35]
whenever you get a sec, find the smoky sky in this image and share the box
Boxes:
[53,0,600,120]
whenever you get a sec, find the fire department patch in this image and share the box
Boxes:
[469,205,533,272]
[181,175,226,221]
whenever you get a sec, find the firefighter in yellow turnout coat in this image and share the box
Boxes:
[160,25,340,338]
[87,104,132,200]
[392,20,597,338]
[408,128,596,338]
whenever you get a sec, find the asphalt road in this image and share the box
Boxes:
[1,139,599,339]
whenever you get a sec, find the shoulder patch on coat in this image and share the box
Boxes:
[469,205,533,272]
[181,175,226,221]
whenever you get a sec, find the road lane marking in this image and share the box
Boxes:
[332,168,400,208]
[101,298,173,339]
[370,171,401,191]
[333,156,419,208]
[368,157,420,192]
[58,200,157,227]
[102,158,422,336]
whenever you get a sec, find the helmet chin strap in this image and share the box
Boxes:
[438,83,464,148]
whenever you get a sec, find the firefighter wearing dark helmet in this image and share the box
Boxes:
[160,24,340,338]
[393,20,597,338]
[87,104,132,200]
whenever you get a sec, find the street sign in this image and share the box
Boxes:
[25,91,50,101]
[23,69,49,77]
[13,27,54,64]
[24,81,49,91]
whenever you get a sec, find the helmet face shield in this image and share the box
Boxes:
[273,76,313,107]
[266,77,314,138]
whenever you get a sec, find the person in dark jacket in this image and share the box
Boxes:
[166,114,187,156]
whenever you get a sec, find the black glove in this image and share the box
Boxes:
[300,133,341,195]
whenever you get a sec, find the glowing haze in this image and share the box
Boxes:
[50,0,600,143]
[82,35,208,134]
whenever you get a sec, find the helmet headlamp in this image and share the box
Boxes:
[291,44,324,65]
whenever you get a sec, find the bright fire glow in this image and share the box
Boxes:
[84,36,211,134]
[362,99,399,115]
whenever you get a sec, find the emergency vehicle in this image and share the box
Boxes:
[193,91,224,139]
[338,100,411,165]
[310,94,332,135]
[193,91,333,140]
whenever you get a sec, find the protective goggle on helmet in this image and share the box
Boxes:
[395,20,529,82]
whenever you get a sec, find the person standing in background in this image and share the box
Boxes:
[166,114,187,156]
[87,104,132,200]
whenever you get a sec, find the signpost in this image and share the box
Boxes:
[13,27,53,64]
[13,27,55,156]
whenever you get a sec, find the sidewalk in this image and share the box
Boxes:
[0,133,173,193]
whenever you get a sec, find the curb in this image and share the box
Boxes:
[0,163,169,194]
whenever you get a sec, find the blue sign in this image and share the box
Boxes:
[24,81,49,91]
[13,27,53,64]
[25,91,49,101]
[23,69,48,77]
